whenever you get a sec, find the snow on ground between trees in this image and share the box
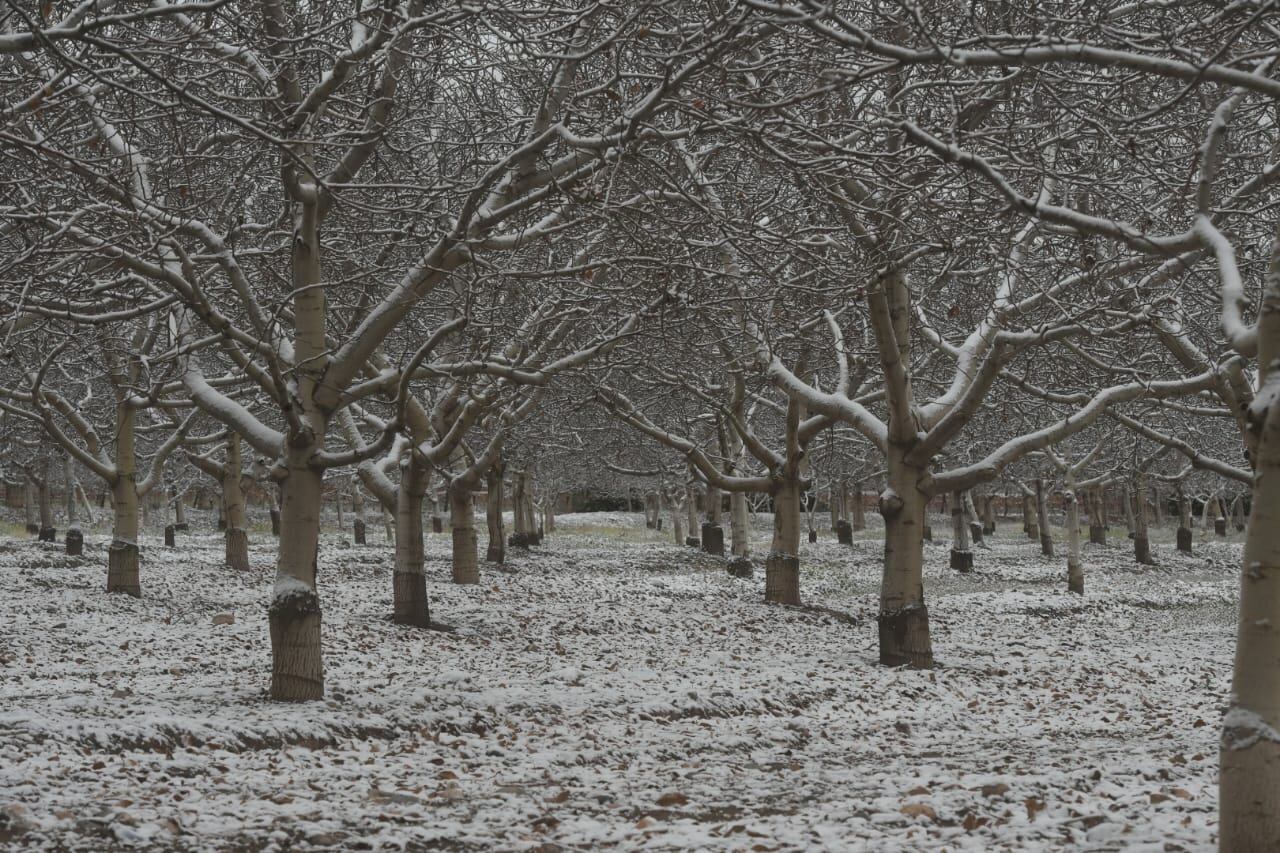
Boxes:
[0,513,1235,851]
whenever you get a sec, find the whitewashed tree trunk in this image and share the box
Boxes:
[730,490,750,558]
[393,456,430,623]
[450,479,479,585]
[223,435,249,572]
[64,454,83,556]
[879,446,932,668]
[1220,232,1280,850]
[686,483,699,545]
[270,448,325,702]
[352,480,367,545]
[1022,491,1039,540]
[669,493,684,544]
[1065,489,1083,594]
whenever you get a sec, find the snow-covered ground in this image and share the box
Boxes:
[0,512,1237,850]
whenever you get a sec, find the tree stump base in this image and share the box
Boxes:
[1215,518,1227,537]
[507,532,531,549]
[835,520,853,545]
[164,525,176,547]
[25,523,39,536]
[808,529,817,543]
[1176,526,1193,553]
[764,554,800,605]
[226,528,250,571]
[950,549,974,573]
[106,541,141,597]
[969,521,984,545]
[353,519,366,545]
[392,571,431,626]
[431,517,444,534]
[1088,524,1105,545]
[65,528,83,557]
[1134,536,1153,566]
[486,543,505,564]
[268,589,323,701]
[701,523,724,556]
[727,556,753,579]
[878,604,933,668]
[38,526,56,543]
[684,536,700,548]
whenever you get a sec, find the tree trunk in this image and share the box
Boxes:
[669,494,684,544]
[851,480,865,531]
[450,481,479,585]
[1134,476,1153,565]
[730,490,750,557]
[352,482,367,545]
[686,483,700,547]
[173,487,187,531]
[1023,492,1039,540]
[485,463,505,564]
[1220,246,1280,849]
[1088,487,1106,545]
[702,481,724,556]
[394,456,430,625]
[1065,489,1083,594]
[765,477,802,605]
[982,492,996,535]
[510,470,530,548]
[223,434,250,572]
[64,454,82,555]
[1035,478,1053,557]
[879,449,932,668]
[963,490,983,545]
[269,448,325,702]
[37,461,55,541]
[1122,483,1136,539]
[75,481,96,526]
[1177,491,1193,554]
[949,490,973,572]
[106,400,140,596]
